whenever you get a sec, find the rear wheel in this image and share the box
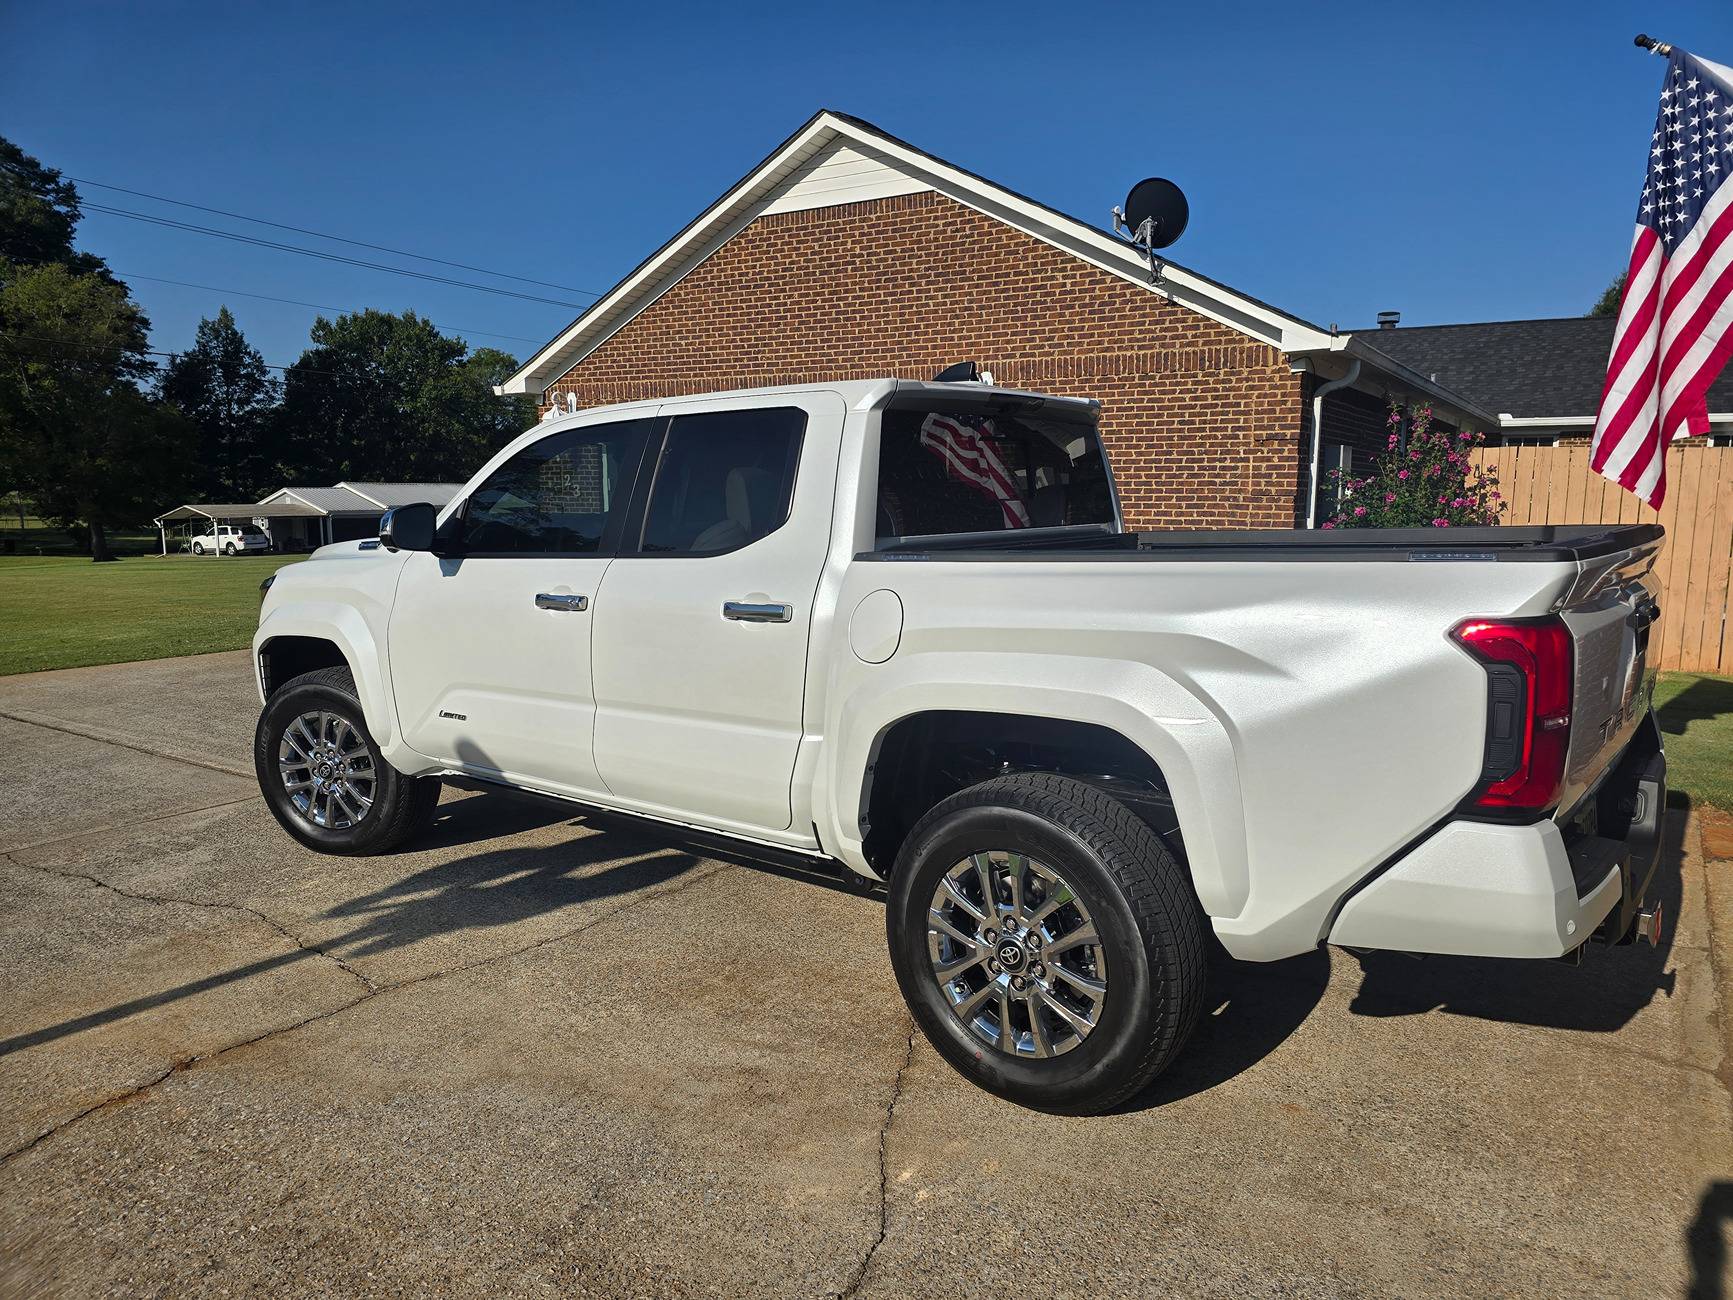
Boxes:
[885,773,1205,1114]
[255,666,440,855]
[223,543,237,556]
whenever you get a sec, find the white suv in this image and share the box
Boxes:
[192,524,271,556]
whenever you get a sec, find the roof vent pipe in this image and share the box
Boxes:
[1377,311,1401,329]
[1305,359,1362,529]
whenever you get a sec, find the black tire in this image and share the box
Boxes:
[886,772,1206,1115]
[192,542,205,555]
[254,665,441,855]
[223,543,236,556]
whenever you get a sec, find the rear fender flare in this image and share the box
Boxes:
[820,652,1250,918]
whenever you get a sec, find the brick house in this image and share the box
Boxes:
[499,111,1498,529]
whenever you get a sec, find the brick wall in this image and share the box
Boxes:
[539,443,606,513]
[544,191,1306,528]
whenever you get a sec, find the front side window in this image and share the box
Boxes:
[875,405,1114,541]
[639,407,804,554]
[462,419,650,554]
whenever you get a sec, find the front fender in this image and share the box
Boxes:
[817,650,1250,920]
[253,602,398,751]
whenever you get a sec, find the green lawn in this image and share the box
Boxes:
[0,553,301,676]
[1654,672,1733,814]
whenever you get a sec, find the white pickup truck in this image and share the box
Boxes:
[253,377,1668,1112]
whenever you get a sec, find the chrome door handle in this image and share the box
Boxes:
[534,592,588,611]
[722,600,792,623]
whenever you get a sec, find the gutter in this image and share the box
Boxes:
[1305,359,1360,529]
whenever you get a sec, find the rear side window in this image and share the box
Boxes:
[462,418,650,554]
[875,406,1114,541]
[639,407,805,554]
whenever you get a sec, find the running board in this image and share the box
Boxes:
[438,773,843,878]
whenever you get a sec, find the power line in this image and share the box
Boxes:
[115,270,547,345]
[4,330,362,380]
[79,202,591,309]
[59,172,600,297]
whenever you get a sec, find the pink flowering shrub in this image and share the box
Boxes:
[1323,403,1503,529]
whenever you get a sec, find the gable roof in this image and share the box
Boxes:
[499,110,1341,397]
[337,481,463,509]
[1364,316,1733,423]
[256,486,376,512]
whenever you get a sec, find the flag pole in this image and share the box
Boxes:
[1634,34,1673,56]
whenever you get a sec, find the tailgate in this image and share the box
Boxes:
[1555,533,1664,816]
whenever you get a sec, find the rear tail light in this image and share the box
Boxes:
[1451,616,1574,816]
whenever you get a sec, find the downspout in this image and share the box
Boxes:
[1305,358,1361,529]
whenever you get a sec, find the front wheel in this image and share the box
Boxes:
[192,542,206,555]
[254,666,440,855]
[885,773,1206,1114]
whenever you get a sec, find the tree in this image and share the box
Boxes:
[1591,272,1627,317]
[0,135,115,281]
[159,307,278,500]
[1322,403,1502,529]
[0,261,192,559]
[274,311,534,484]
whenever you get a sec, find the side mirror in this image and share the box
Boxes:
[379,502,437,552]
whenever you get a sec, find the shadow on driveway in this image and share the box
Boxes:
[0,813,701,1059]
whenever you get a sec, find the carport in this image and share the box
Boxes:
[152,501,325,555]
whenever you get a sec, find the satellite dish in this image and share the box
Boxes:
[1121,177,1189,249]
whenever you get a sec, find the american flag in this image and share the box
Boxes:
[1593,46,1733,507]
[919,412,1031,528]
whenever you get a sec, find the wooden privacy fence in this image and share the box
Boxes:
[1470,443,1733,674]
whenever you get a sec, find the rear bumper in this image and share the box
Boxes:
[1327,715,1666,959]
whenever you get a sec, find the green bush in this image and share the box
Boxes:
[1324,404,1503,529]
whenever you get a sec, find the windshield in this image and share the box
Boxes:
[875,404,1115,542]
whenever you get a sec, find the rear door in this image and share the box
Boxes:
[389,416,652,795]
[590,391,844,834]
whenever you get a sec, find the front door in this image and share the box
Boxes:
[389,416,652,795]
[590,392,843,834]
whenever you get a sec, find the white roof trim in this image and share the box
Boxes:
[255,487,329,513]
[499,112,1336,396]
[335,482,389,509]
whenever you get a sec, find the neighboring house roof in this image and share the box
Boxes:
[337,482,463,509]
[1362,316,1733,425]
[499,110,1348,398]
[256,486,377,513]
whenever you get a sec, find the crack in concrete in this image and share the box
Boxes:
[8,857,377,993]
[0,708,252,779]
[0,860,733,1168]
[1,793,262,857]
[839,1022,916,1300]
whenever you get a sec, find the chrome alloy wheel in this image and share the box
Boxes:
[927,851,1107,1059]
[277,710,375,829]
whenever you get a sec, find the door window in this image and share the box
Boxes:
[462,419,651,554]
[638,408,805,554]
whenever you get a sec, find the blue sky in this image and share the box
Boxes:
[4,1,1732,371]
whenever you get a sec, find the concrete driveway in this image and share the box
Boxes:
[0,652,1729,1298]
